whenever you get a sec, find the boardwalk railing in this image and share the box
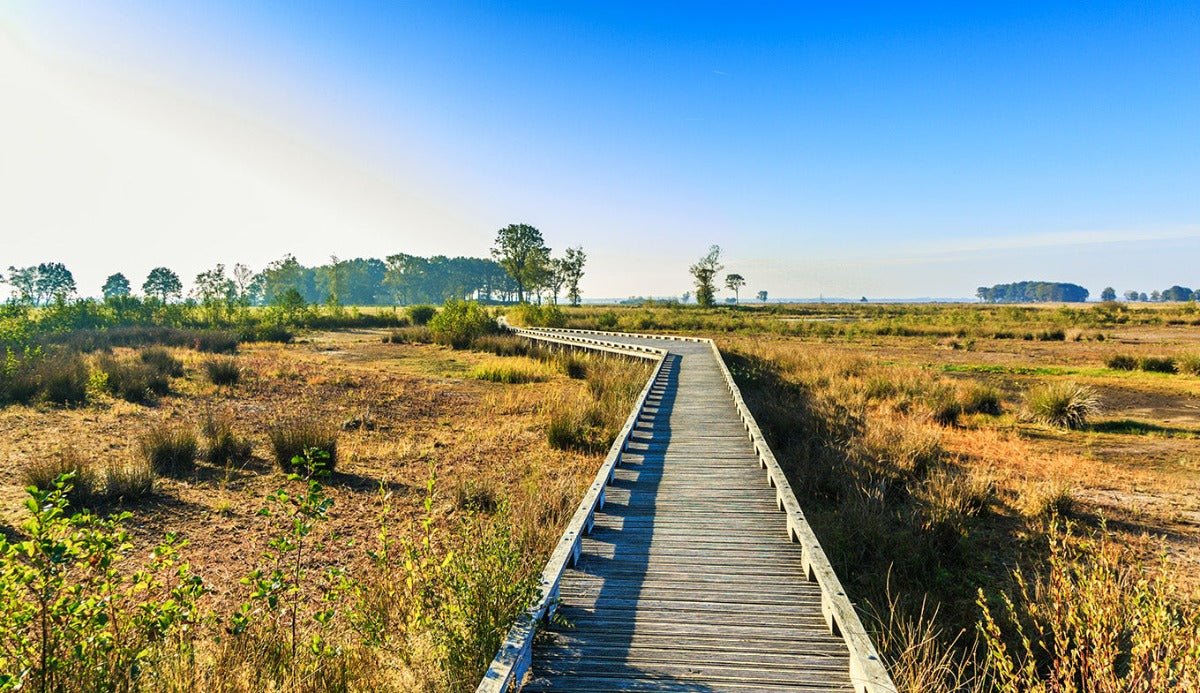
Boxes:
[479,326,896,693]
[476,330,668,693]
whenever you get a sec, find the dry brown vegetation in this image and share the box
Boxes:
[0,329,649,690]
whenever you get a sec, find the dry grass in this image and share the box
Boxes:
[0,328,639,690]
[139,421,198,477]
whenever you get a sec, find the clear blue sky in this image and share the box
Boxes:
[2,1,1198,299]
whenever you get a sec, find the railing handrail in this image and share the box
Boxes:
[475,328,668,693]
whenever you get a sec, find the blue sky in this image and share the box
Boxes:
[2,1,1198,299]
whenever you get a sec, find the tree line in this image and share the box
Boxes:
[2,224,588,309]
[1101,286,1198,303]
[975,282,1090,303]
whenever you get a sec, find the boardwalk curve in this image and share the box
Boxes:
[478,328,895,693]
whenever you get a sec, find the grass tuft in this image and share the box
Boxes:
[960,384,1003,415]
[267,419,338,473]
[1024,382,1100,429]
[203,357,241,386]
[22,450,100,506]
[201,408,253,466]
[98,354,170,404]
[139,347,184,377]
[1105,353,1138,370]
[139,422,198,477]
[104,457,156,500]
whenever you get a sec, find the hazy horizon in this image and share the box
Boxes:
[3,2,1197,301]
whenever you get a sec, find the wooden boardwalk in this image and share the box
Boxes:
[480,329,894,693]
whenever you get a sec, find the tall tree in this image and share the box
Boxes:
[5,266,37,304]
[193,264,236,319]
[232,263,256,307]
[102,273,132,299]
[561,246,587,307]
[757,290,768,302]
[546,258,567,305]
[143,267,183,303]
[1100,287,1117,302]
[689,245,723,307]
[33,263,76,304]
[724,273,746,304]
[492,223,550,303]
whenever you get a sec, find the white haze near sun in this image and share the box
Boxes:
[2,20,1199,301]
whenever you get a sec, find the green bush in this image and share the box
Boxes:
[1025,382,1100,429]
[267,420,338,473]
[429,300,498,349]
[203,357,241,386]
[139,346,183,377]
[407,305,437,326]
[98,354,169,403]
[1106,354,1138,370]
[0,479,204,691]
[508,303,566,328]
[139,423,198,476]
[1176,353,1200,375]
[1138,356,1176,373]
[191,330,239,354]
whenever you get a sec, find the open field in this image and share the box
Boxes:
[0,324,649,691]
[514,302,1200,689]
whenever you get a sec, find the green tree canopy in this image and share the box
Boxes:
[102,273,132,299]
[143,267,183,303]
[491,223,550,303]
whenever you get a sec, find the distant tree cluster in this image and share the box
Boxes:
[3,225,588,309]
[490,224,586,306]
[685,246,764,306]
[976,282,1090,303]
[1119,285,1197,302]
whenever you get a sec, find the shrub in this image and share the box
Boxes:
[0,481,205,692]
[507,303,566,328]
[1138,355,1176,373]
[192,330,239,354]
[1036,329,1066,341]
[34,352,89,405]
[546,400,608,453]
[103,458,155,500]
[204,357,241,386]
[0,350,42,405]
[978,523,1200,691]
[406,305,437,326]
[22,450,99,506]
[960,384,1003,415]
[98,354,170,403]
[429,300,498,349]
[139,423,198,476]
[267,420,338,473]
[1024,382,1100,429]
[1176,353,1200,375]
[1106,353,1138,370]
[139,346,183,377]
[201,409,253,466]
[245,324,294,343]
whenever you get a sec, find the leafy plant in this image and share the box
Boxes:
[428,300,498,349]
[0,476,205,691]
